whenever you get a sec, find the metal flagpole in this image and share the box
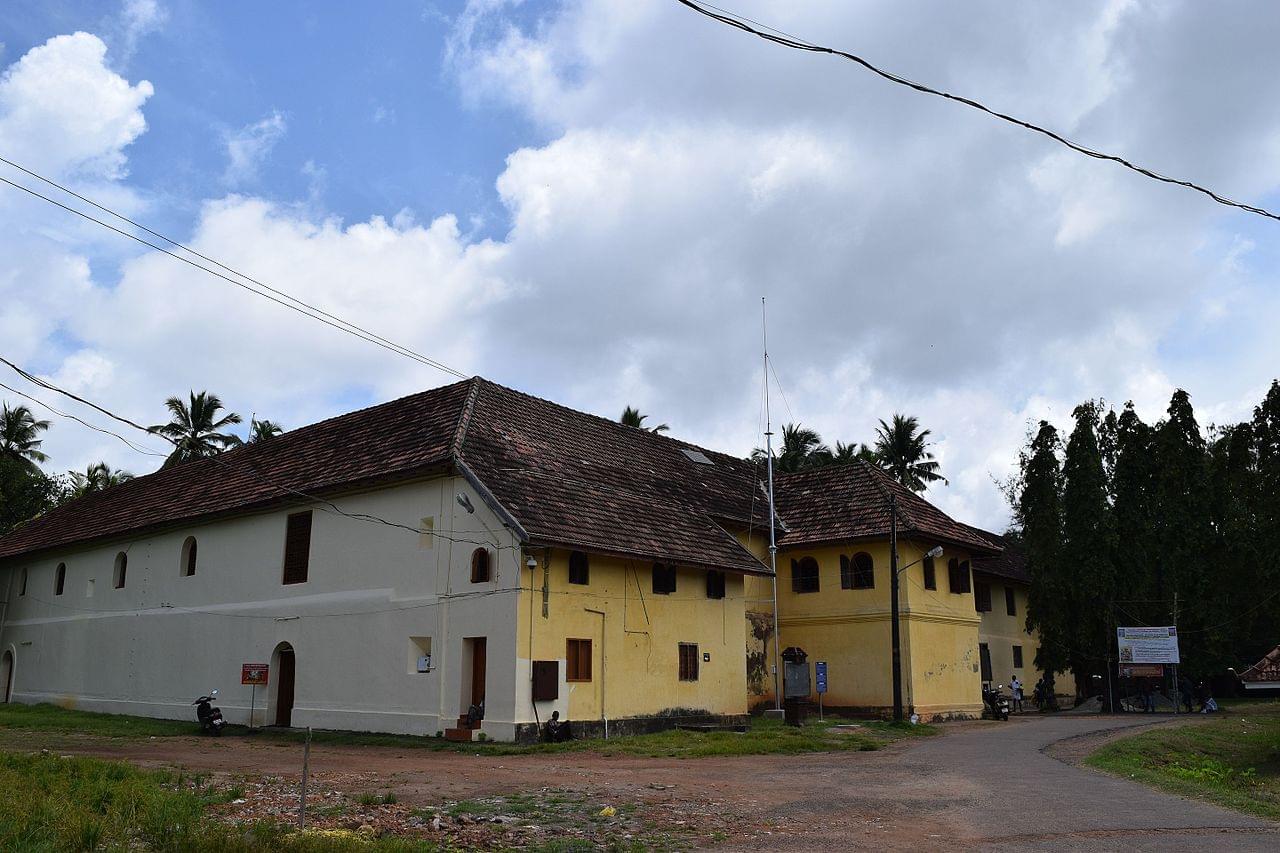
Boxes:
[763,298,782,711]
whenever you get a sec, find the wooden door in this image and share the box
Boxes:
[275,648,295,727]
[470,638,487,709]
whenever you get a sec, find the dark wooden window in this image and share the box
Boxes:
[54,563,66,596]
[706,570,725,600]
[678,643,700,681]
[282,511,312,585]
[182,537,197,577]
[1012,645,1024,669]
[948,558,971,594]
[566,639,592,682]
[652,563,677,595]
[470,548,491,583]
[531,660,559,700]
[974,581,991,612]
[979,642,992,682]
[841,552,874,589]
[1005,586,1016,616]
[922,555,937,590]
[568,551,589,585]
[113,552,127,589]
[791,557,820,593]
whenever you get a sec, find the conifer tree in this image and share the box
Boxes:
[1061,402,1117,697]
[1017,421,1070,679]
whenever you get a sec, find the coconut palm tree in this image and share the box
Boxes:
[249,418,284,443]
[874,414,945,492]
[69,462,133,497]
[619,405,669,434]
[148,391,242,467]
[831,440,879,466]
[753,423,831,473]
[1,403,50,469]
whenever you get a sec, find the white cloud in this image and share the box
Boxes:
[0,32,152,179]
[8,2,1280,531]
[223,111,287,187]
[116,0,167,61]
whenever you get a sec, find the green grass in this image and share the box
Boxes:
[0,750,445,851]
[1086,700,1280,820]
[0,702,932,758]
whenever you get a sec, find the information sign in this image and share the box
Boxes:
[1117,627,1180,664]
[815,660,828,695]
[241,663,269,686]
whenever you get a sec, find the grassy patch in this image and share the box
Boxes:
[1086,700,1280,820]
[0,702,930,758]
[0,750,444,851]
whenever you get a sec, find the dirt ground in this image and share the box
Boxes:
[5,714,1276,850]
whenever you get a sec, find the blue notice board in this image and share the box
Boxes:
[815,660,828,694]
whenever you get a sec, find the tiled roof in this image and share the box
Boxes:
[1239,645,1280,684]
[772,461,1000,555]
[0,377,998,576]
[457,380,769,574]
[0,380,474,561]
[967,527,1030,584]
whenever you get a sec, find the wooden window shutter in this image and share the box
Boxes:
[531,660,559,701]
[283,511,313,585]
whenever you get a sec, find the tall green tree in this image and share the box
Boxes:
[148,391,243,467]
[1109,403,1160,621]
[1017,421,1070,680]
[0,455,69,534]
[1060,402,1117,698]
[619,406,669,433]
[830,440,879,466]
[68,462,133,498]
[1203,423,1262,669]
[248,418,284,443]
[1,403,50,469]
[874,414,944,492]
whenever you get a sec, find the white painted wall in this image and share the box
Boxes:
[0,474,526,740]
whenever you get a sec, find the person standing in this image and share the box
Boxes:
[1010,675,1024,713]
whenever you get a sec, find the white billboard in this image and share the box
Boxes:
[1117,626,1180,664]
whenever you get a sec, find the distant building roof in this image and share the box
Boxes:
[967,527,1030,584]
[773,462,1000,555]
[1239,645,1280,686]
[0,378,1002,574]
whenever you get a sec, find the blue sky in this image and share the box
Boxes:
[3,1,1280,529]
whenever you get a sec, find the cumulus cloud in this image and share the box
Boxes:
[7,2,1280,530]
[0,32,152,179]
[223,111,287,186]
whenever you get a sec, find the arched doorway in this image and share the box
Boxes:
[1,650,12,704]
[271,643,296,727]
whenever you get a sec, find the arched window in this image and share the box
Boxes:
[568,551,589,585]
[18,567,27,597]
[841,552,874,589]
[948,558,971,594]
[113,552,127,589]
[470,548,491,583]
[922,554,937,590]
[791,556,820,593]
[181,537,198,577]
[54,563,66,596]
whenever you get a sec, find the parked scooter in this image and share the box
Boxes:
[982,682,1011,721]
[193,690,227,736]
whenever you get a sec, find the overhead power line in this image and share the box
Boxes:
[0,162,469,380]
[0,356,508,552]
[676,0,1280,223]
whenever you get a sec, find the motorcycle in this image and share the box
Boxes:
[193,690,227,736]
[982,683,1011,721]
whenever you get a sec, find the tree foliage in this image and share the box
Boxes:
[1012,384,1280,687]
[1,403,50,469]
[619,406,669,434]
[148,391,243,467]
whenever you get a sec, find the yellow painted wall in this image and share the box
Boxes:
[975,576,1043,692]
[515,548,748,724]
[745,539,985,717]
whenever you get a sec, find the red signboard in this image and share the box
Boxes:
[241,663,269,686]
[1120,664,1164,678]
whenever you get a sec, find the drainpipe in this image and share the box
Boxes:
[585,607,607,738]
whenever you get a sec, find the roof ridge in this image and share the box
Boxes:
[474,378,751,467]
[450,377,483,461]
[858,459,921,531]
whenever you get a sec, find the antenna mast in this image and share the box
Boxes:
[762,298,782,711]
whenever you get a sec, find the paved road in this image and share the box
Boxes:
[738,714,1279,851]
